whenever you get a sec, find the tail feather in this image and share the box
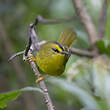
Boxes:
[58,28,77,48]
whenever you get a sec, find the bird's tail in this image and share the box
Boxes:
[58,28,77,48]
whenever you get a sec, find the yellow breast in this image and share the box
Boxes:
[36,42,67,76]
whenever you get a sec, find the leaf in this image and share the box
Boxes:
[0,87,43,109]
[0,91,21,109]
[97,40,110,56]
[97,40,106,52]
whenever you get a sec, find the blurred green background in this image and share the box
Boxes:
[0,0,110,110]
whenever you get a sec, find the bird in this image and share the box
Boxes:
[28,28,77,82]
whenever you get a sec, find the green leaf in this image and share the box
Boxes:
[97,40,110,56]
[0,87,43,109]
[97,40,105,53]
[0,91,21,109]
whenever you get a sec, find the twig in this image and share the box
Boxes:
[99,0,107,38]
[25,37,32,56]
[8,41,47,62]
[8,51,24,62]
[24,20,55,110]
[72,0,99,47]
[35,15,77,24]
[70,48,96,58]
[27,50,55,110]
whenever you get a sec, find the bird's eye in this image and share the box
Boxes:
[52,48,59,53]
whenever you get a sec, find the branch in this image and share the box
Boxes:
[70,48,96,58]
[8,40,47,62]
[99,0,107,38]
[24,21,55,110]
[72,0,99,47]
[27,50,55,110]
[35,15,77,24]
[8,51,24,62]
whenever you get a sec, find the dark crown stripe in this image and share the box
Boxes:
[55,42,64,51]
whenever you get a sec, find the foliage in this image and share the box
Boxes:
[0,87,42,109]
[97,40,110,56]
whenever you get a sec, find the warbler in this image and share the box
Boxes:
[35,28,77,77]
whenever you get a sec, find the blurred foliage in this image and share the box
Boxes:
[0,0,110,110]
[0,87,42,109]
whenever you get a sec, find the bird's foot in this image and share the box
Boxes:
[35,74,44,83]
[26,54,36,62]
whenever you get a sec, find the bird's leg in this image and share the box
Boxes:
[25,54,44,83]
[26,54,36,62]
[35,74,44,83]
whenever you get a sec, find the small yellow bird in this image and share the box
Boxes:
[36,28,77,77]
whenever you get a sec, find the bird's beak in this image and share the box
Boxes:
[60,51,70,55]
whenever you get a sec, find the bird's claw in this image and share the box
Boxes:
[36,74,44,83]
[26,54,36,62]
